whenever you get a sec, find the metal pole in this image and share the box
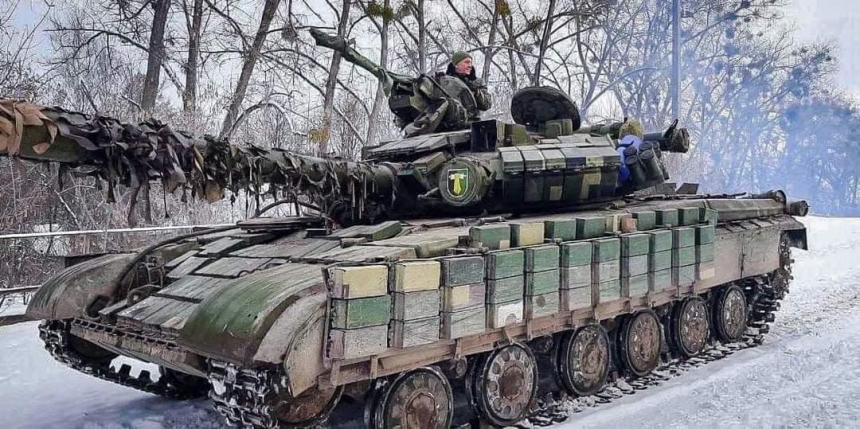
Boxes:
[671,0,681,119]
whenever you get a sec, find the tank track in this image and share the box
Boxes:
[207,360,290,429]
[38,320,206,400]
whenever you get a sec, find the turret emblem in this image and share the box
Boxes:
[448,169,469,198]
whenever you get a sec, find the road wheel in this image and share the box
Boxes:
[555,325,611,396]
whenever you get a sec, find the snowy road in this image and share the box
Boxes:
[1,217,858,429]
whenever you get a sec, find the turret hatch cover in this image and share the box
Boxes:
[511,86,581,130]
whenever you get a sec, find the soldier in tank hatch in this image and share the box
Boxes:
[443,51,492,119]
[402,51,494,137]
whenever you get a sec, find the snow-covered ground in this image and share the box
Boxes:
[1,216,858,429]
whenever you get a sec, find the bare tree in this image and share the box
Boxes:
[141,0,172,114]
[218,0,283,137]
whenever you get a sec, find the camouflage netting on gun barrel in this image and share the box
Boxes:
[0,99,394,220]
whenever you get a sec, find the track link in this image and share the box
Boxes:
[39,320,206,400]
[207,360,287,429]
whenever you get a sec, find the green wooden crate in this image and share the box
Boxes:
[622,234,651,257]
[440,306,486,339]
[678,207,700,226]
[510,222,545,247]
[545,219,577,241]
[622,254,649,278]
[441,256,485,286]
[595,259,620,282]
[696,225,716,245]
[598,279,621,301]
[672,246,697,267]
[673,264,696,286]
[697,243,715,263]
[656,209,679,227]
[331,296,391,330]
[560,242,592,267]
[525,292,560,319]
[673,227,696,248]
[487,300,524,328]
[486,276,524,304]
[329,325,388,359]
[525,245,560,272]
[486,250,524,280]
[650,250,672,272]
[701,208,718,225]
[650,269,673,291]
[576,217,606,239]
[624,274,650,297]
[649,230,673,253]
[561,265,591,289]
[633,211,657,231]
[469,224,511,250]
[525,269,560,295]
[561,286,592,311]
[389,317,440,348]
[392,290,440,321]
[593,238,620,262]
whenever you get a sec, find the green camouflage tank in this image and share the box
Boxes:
[0,30,809,429]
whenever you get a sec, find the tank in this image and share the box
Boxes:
[0,31,809,429]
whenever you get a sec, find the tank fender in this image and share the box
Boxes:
[253,293,328,397]
[26,253,135,321]
[177,263,326,367]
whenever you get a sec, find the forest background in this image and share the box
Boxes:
[1,0,857,289]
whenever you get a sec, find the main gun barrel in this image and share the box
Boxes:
[0,99,398,221]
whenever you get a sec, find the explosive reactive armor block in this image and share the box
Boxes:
[441,256,485,286]
[487,300,524,328]
[328,265,389,299]
[441,306,486,339]
[486,276,524,304]
[392,290,440,321]
[525,269,560,296]
[329,325,388,359]
[561,286,592,311]
[560,242,592,268]
[389,317,440,348]
[510,222,545,247]
[391,260,441,292]
[525,245,560,272]
[486,250,524,280]
[544,219,577,241]
[656,209,679,227]
[330,296,391,329]
[525,292,559,319]
[469,224,511,250]
[633,211,657,231]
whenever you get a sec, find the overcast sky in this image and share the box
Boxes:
[784,1,860,97]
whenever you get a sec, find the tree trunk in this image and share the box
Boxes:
[417,0,426,73]
[366,0,391,146]
[481,2,500,82]
[183,0,203,112]
[141,0,172,115]
[320,0,352,154]
[533,0,556,86]
[220,0,281,137]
